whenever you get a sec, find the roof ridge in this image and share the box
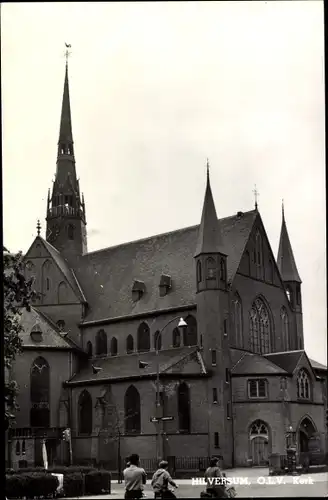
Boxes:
[265,350,304,356]
[161,347,198,373]
[84,210,257,257]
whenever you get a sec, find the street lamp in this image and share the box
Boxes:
[154,317,187,462]
[285,425,297,475]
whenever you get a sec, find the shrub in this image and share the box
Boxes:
[49,465,96,474]
[63,472,84,497]
[85,470,111,495]
[5,472,58,499]
[5,468,15,475]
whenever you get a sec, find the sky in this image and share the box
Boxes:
[2,1,326,364]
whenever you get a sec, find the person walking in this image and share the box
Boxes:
[203,457,228,498]
[151,460,178,499]
[123,453,147,499]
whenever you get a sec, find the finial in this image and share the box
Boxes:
[206,158,210,180]
[65,43,72,66]
[253,184,259,210]
[36,220,41,236]
[282,198,285,219]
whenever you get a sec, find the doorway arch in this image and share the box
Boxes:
[298,416,318,453]
[249,420,270,466]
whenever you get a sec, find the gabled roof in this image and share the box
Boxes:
[19,307,73,350]
[264,351,305,374]
[67,346,204,384]
[75,210,257,322]
[309,358,327,371]
[277,207,301,283]
[231,351,288,375]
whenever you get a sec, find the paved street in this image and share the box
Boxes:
[66,468,328,498]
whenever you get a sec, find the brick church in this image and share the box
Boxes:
[8,60,327,471]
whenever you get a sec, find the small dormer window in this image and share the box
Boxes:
[132,280,146,302]
[159,274,172,297]
[30,324,43,343]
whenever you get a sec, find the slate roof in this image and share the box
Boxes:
[75,210,257,322]
[309,358,327,371]
[231,351,288,375]
[264,351,304,374]
[19,307,74,350]
[40,238,86,303]
[277,213,301,282]
[67,346,202,384]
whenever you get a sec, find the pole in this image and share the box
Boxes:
[155,316,185,463]
[118,430,122,484]
[69,435,73,466]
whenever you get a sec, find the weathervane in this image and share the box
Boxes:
[65,43,72,65]
[36,220,41,236]
[253,184,259,210]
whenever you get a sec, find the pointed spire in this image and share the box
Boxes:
[58,58,73,149]
[37,220,41,236]
[277,203,301,283]
[194,160,223,257]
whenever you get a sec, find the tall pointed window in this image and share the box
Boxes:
[154,331,162,351]
[126,335,134,354]
[110,337,118,356]
[124,385,141,434]
[78,390,92,435]
[281,307,289,351]
[178,382,190,433]
[86,341,93,358]
[183,315,197,347]
[137,322,150,352]
[67,224,75,240]
[58,282,68,303]
[96,330,107,356]
[197,261,202,283]
[173,327,181,348]
[297,369,311,400]
[206,257,216,280]
[249,298,271,355]
[220,258,226,282]
[255,231,264,280]
[233,293,243,347]
[30,357,50,428]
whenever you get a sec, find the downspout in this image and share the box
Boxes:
[227,284,235,467]
[68,352,74,464]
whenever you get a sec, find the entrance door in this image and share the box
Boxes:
[251,437,268,466]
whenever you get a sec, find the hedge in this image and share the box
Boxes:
[63,472,84,497]
[5,472,58,499]
[85,470,111,495]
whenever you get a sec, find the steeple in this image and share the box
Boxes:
[46,49,87,259]
[277,202,301,283]
[194,160,223,257]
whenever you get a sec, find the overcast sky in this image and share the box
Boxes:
[2,1,326,364]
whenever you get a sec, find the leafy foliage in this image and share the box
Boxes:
[3,247,38,426]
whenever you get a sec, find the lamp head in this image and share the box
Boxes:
[178,318,187,329]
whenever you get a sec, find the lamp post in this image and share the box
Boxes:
[285,425,297,475]
[154,317,187,462]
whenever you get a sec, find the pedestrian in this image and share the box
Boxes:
[203,457,228,498]
[123,453,147,499]
[151,460,178,499]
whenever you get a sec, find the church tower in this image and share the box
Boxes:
[277,203,303,349]
[46,58,87,261]
[194,163,232,465]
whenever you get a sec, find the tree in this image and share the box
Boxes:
[3,247,38,428]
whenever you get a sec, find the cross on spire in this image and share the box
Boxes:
[253,184,259,210]
[282,198,285,219]
[37,220,41,236]
[65,43,72,65]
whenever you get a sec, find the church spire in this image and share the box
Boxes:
[277,203,301,282]
[194,160,223,257]
[58,60,73,152]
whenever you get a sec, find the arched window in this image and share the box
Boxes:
[296,285,301,306]
[30,357,50,428]
[297,369,311,400]
[286,287,292,304]
[126,335,134,354]
[281,307,289,351]
[137,322,150,352]
[96,330,107,356]
[173,327,181,348]
[42,260,52,296]
[78,390,92,435]
[22,440,26,455]
[86,341,93,358]
[178,382,190,433]
[255,231,264,280]
[249,298,271,355]
[197,261,202,283]
[249,419,269,466]
[67,224,75,240]
[58,282,68,303]
[233,294,243,347]
[183,315,197,347]
[124,385,141,434]
[154,331,162,351]
[206,257,216,280]
[220,258,226,282]
[110,337,118,356]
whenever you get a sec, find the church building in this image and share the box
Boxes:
[8,59,327,472]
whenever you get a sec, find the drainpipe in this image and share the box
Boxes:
[228,285,235,467]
